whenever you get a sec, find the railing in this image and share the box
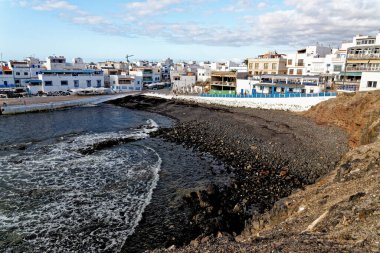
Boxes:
[347,53,380,59]
[336,84,358,91]
[211,82,235,86]
[346,67,380,71]
[200,92,337,98]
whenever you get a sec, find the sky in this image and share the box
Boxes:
[1,0,380,62]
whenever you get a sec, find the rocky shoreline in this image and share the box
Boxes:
[108,95,348,252]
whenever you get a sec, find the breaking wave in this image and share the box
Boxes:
[0,120,161,252]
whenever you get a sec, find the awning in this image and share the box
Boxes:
[339,72,362,77]
[25,80,42,83]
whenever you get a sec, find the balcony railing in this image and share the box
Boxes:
[346,67,380,71]
[334,81,360,85]
[211,82,236,86]
[347,53,380,59]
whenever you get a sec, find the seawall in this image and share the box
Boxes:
[0,94,131,115]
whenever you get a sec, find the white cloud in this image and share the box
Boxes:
[222,0,252,12]
[256,2,267,9]
[246,0,380,47]
[32,0,77,11]
[125,0,182,17]
[11,0,380,49]
[71,16,108,25]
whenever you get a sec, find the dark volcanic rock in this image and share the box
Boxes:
[110,95,348,252]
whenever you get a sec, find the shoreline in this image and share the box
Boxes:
[0,93,138,115]
[108,95,349,252]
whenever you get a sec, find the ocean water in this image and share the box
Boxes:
[0,104,173,252]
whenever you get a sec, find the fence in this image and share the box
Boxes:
[200,92,337,98]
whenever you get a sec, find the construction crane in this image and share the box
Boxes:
[126,54,134,63]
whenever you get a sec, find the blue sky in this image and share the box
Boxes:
[1,0,380,62]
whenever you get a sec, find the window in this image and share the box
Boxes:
[310,89,314,93]
[333,65,342,72]
[61,80,68,86]
[254,63,259,69]
[289,69,294,75]
[45,81,53,86]
[87,80,91,87]
[248,63,253,69]
[97,80,102,87]
[15,80,20,84]
[272,63,277,70]
[4,81,8,85]
[74,80,79,88]
[287,59,292,65]
[16,72,20,76]
[297,69,303,75]
[297,59,304,66]
[24,72,28,76]
[264,63,268,69]
[367,81,377,88]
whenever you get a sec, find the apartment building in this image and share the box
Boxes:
[343,33,380,91]
[286,45,332,75]
[247,52,287,76]
[129,67,161,85]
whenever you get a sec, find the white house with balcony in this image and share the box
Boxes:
[254,74,325,94]
[110,74,142,92]
[129,67,161,85]
[27,70,104,94]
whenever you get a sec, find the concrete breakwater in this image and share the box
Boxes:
[0,94,130,115]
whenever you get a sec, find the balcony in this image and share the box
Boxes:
[346,66,380,72]
[347,53,380,60]
[211,81,236,87]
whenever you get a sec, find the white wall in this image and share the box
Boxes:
[110,75,142,92]
[36,73,104,93]
[360,72,380,92]
[197,68,211,82]
[172,76,196,91]
[0,75,15,85]
[236,79,260,95]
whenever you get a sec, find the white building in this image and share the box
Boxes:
[171,71,196,93]
[27,70,104,94]
[197,68,211,82]
[129,67,161,85]
[236,78,260,95]
[0,64,15,89]
[286,45,332,75]
[45,56,87,70]
[110,74,142,92]
[359,72,380,91]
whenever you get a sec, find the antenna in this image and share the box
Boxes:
[126,54,134,63]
